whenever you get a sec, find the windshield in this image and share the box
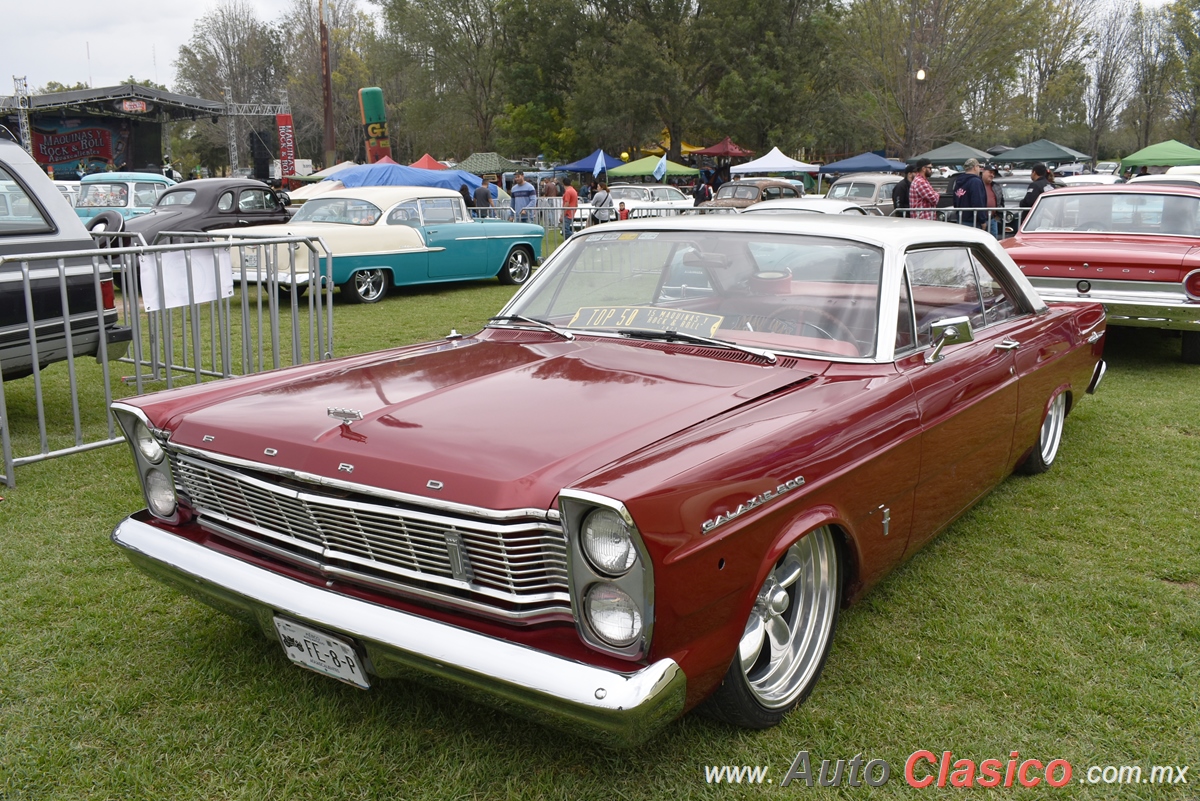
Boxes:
[290,197,383,225]
[157,190,197,207]
[609,187,645,201]
[1023,192,1200,236]
[77,183,129,208]
[504,229,883,358]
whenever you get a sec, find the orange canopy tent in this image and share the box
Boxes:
[409,153,446,170]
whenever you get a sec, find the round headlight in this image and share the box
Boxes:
[581,507,637,576]
[133,420,164,464]
[585,583,642,647]
[144,468,177,518]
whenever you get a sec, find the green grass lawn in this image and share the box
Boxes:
[0,289,1197,800]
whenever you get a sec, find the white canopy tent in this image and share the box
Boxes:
[730,147,819,174]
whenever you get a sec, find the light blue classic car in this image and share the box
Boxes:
[75,172,177,224]
[217,186,545,302]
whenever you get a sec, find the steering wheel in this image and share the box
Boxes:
[768,306,857,344]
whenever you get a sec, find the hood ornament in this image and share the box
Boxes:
[328,407,364,425]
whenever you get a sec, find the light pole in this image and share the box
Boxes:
[320,0,335,169]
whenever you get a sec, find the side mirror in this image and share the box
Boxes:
[925,316,974,364]
[277,192,291,207]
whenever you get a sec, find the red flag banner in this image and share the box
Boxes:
[277,114,296,178]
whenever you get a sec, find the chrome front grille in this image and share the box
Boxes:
[169,451,571,621]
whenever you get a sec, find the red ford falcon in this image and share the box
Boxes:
[110,215,1106,746]
[1002,183,1200,363]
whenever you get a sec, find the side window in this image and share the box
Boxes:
[238,189,270,211]
[386,200,421,226]
[970,250,1022,326]
[217,191,234,212]
[419,197,459,224]
[763,187,781,200]
[895,268,917,353]
[134,183,159,207]
[0,167,52,235]
[906,248,984,346]
[781,186,798,198]
[881,183,898,201]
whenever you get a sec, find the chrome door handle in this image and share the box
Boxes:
[995,339,1021,351]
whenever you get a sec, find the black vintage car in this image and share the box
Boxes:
[120,178,291,243]
[0,136,131,381]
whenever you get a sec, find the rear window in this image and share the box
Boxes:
[0,168,53,236]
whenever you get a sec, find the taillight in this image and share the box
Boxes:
[101,277,116,310]
[1185,269,1200,301]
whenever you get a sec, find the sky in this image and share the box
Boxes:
[2,0,294,96]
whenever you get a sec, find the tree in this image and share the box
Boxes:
[1126,4,1178,149]
[1017,0,1096,135]
[1084,0,1133,159]
[841,0,1041,158]
[36,81,90,93]
[1167,0,1200,145]
[174,0,287,170]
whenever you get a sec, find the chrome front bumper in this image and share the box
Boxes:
[1030,277,1200,330]
[111,513,686,747]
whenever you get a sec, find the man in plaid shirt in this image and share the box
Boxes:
[908,158,939,220]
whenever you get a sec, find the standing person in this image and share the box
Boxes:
[561,176,578,239]
[1020,163,1052,208]
[951,158,987,227]
[618,201,629,220]
[893,164,914,215]
[908,158,939,220]
[591,182,612,224]
[692,179,712,205]
[510,171,536,222]
[981,163,1005,238]
[474,175,495,217]
[459,183,474,209]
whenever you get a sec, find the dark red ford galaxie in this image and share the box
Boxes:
[111,215,1106,746]
[1002,183,1200,363]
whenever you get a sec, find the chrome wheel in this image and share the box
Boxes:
[738,527,840,709]
[1038,392,1067,466]
[345,269,388,303]
[499,248,532,285]
[1019,391,1067,474]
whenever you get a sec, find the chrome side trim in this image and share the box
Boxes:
[112,514,686,747]
[166,441,556,522]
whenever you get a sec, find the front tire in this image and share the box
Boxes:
[1018,391,1066,474]
[498,247,533,285]
[341,269,388,304]
[704,527,841,729]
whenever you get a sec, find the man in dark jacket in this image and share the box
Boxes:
[1020,163,1052,208]
[951,158,987,227]
[893,163,914,212]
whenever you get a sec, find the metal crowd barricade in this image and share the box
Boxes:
[0,234,334,487]
[890,206,1029,239]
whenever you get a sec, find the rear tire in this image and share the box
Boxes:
[1018,391,1066,474]
[498,247,533,285]
[1182,331,1200,364]
[703,527,841,729]
[341,269,388,304]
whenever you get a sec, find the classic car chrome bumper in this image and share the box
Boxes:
[111,513,687,747]
[1030,277,1200,330]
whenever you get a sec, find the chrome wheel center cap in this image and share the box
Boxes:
[769,587,790,616]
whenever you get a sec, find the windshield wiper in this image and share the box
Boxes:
[488,314,575,340]
[617,328,777,364]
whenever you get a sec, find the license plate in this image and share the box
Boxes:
[273,617,370,689]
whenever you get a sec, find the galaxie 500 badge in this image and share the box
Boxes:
[702,475,806,534]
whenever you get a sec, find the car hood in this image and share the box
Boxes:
[1004,235,1200,282]
[150,336,819,512]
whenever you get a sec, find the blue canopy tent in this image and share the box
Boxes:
[818,152,907,174]
[326,162,506,198]
[558,149,624,173]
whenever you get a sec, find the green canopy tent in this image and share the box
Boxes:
[914,142,992,166]
[1000,139,1089,165]
[606,155,699,178]
[1120,140,1200,169]
[457,152,522,176]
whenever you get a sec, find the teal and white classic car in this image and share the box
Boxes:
[217,186,544,302]
[75,172,177,223]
